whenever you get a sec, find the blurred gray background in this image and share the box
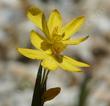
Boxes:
[0,0,110,106]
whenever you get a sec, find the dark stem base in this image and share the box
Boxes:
[31,64,49,106]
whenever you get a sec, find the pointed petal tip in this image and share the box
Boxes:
[17,48,24,53]
[17,48,24,55]
[27,6,43,30]
[76,16,85,23]
[86,35,89,38]
[16,48,19,51]
[53,9,60,13]
[80,35,89,43]
[48,8,62,34]
[78,16,85,20]
[82,35,89,41]
[30,30,35,34]
[27,6,42,16]
[82,63,90,67]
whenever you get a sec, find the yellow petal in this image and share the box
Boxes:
[63,56,90,67]
[17,48,47,60]
[27,6,43,30]
[30,30,44,50]
[63,36,89,45]
[58,56,82,72]
[48,9,62,34]
[42,14,50,39]
[41,56,58,71]
[62,16,85,40]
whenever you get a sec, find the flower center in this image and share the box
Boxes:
[41,27,66,56]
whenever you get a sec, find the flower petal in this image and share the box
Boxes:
[30,30,52,54]
[42,14,50,39]
[48,9,62,34]
[41,56,58,71]
[17,48,47,60]
[63,56,90,67]
[63,36,89,45]
[27,6,43,30]
[62,16,85,40]
[30,30,44,50]
[58,56,82,72]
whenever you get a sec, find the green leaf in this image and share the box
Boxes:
[42,87,61,102]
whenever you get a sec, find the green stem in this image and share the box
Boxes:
[77,72,91,106]
[31,64,43,106]
[41,70,49,106]
[31,63,49,106]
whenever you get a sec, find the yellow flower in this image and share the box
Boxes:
[17,6,90,72]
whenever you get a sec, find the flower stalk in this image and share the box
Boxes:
[77,72,91,106]
[31,63,49,106]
